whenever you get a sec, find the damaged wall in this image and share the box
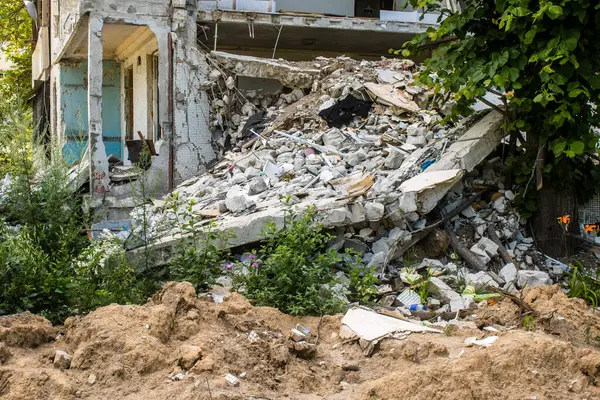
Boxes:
[57,60,122,165]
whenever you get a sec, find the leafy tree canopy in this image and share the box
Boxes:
[399,0,600,217]
[0,0,33,107]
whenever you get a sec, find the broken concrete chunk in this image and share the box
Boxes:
[372,237,390,255]
[364,202,385,221]
[398,192,418,214]
[406,135,428,148]
[428,277,465,312]
[327,208,348,226]
[399,169,464,215]
[466,271,499,288]
[225,196,248,213]
[499,263,517,283]
[418,258,444,271]
[470,237,499,264]
[322,129,346,148]
[346,150,367,167]
[248,177,269,195]
[385,148,405,170]
[517,270,552,288]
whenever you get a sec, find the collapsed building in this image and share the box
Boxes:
[26,0,580,316]
[30,0,459,197]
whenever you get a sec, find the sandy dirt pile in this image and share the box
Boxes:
[1,283,600,400]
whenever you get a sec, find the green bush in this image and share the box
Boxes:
[231,207,351,316]
[73,235,153,312]
[167,194,234,292]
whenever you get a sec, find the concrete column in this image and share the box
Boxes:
[88,14,110,196]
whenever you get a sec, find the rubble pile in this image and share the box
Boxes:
[124,52,567,318]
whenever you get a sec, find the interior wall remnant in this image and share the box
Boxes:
[58,60,122,165]
[117,28,159,148]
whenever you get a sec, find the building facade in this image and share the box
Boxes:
[31,0,452,196]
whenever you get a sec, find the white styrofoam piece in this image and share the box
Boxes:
[341,307,441,342]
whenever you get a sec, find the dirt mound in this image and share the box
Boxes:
[476,285,600,347]
[1,284,600,399]
[0,313,55,347]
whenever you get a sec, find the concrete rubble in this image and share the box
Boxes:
[108,52,564,320]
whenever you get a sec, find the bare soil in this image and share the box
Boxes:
[2,283,600,400]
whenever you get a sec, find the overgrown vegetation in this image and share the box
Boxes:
[567,263,600,307]
[399,0,600,257]
[232,206,376,316]
[167,194,234,292]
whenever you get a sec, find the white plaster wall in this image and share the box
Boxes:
[119,39,159,145]
[275,0,355,16]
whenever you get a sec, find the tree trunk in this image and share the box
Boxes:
[527,133,580,259]
[531,183,579,258]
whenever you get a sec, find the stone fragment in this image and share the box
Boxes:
[328,208,348,226]
[470,237,499,264]
[499,263,517,283]
[372,237,390,255]
[344,238,368,254]
[88,373,97,385]
[230,173,247,185]
[406,135,428,148]
[398,192,417,214]
[428,277,465,312]
[322,129,346,148]
[346,150,367,167]
[0,343,11,364]
[288,341,317,359]
[178,345,203,370]
[53,350,72,370]
[225,195,247,213]
[248,177,268,195]
[466,271,499,288]
[418,258,444,271]
[244,166,261,178]
[517,270,552,288]
[493,197,507,213]
[461,205,477,219]
[385,148,405,170]
[365,202,385,221]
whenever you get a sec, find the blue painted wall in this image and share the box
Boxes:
[60,61,122,165]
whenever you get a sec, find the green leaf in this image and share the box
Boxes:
[570,141,585,155]
[548,83,564,94]
[551,140,567,155]
[516,120,525,128]
[512,7,529,17]
[547,5,563,19]
[589,75,600,90]
[524,29,537,45]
